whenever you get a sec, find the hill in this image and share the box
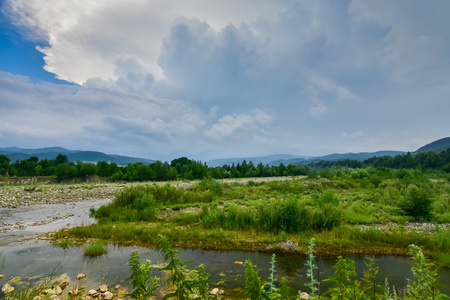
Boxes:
[206,154,311,167]
[0,147,155,165]
[415,137,450,154]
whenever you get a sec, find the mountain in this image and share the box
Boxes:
[0,147,155,165]
[206,154,311,167]
[415,137,450,154]
[208,151,406,167]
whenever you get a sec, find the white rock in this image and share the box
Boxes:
[2,283,15,294]
[99,284,108,293]
[103,291,114,300]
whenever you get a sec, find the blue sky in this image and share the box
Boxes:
[0,0,449,161]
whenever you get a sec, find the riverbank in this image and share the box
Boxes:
[2,177,450,259]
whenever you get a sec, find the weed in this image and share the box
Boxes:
[126,250,159,300]
[83,241,107,256]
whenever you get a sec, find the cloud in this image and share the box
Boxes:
[203,110,272,140]
[1,1,450,160]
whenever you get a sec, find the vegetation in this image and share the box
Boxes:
[1,146,450,183]
[59,168,450,258]
[82,241,107,256]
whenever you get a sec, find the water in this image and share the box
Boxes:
[1,240,449,298]
[0,199,111,245]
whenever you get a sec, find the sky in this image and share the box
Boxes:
[0,0,449,162]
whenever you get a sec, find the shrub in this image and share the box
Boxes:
[398,186,434,221]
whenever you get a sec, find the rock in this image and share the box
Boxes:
[57,278,69,290]
[88,289,98,296]
[99,284,108,293]
[300,292,310,299]
[103,291,114,299]
[2,283,15,294]
[210,288,220,295]
[234,261,243,265]
[114,285,121,290]
[76,273,86,280]
[52,286,63,295]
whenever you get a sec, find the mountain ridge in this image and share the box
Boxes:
[1,136,448,167]
[0,147,155,165]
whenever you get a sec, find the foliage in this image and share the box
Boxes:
[398,186,434,221]
[304,238,319,298]
[83,241,107,256]
[126,250,159,300]
[407,244,450,299]
[158,234,194,300]
[243,259,269,300]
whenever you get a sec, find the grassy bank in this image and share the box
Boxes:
[52,168,450,265]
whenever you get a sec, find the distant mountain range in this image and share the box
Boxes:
[1,136,448,167]
[206,136,450,167]
[0,147,155,165]
[206,150,406,167]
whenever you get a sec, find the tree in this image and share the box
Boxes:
[0,154,10,175]
[55,153,69,165]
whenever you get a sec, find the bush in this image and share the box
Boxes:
[398,186,434,221]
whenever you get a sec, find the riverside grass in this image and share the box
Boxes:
[55,168,450,263]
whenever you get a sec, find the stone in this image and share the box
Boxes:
[52,286,63,295]
[88,288,98,296]
[103,291,114,300]
[76,273,86,280]
[210,288,220,295]
[99,284,108,293]
[58,278,69,290]
[2,283,15,294]
[114,285,121,290]
[300,292,310,299]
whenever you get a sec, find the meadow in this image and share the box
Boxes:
[54,167,450,265]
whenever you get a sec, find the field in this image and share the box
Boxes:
[49,168,450,264]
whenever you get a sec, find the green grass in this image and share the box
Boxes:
[83,241,107,256]
[56,170,450,257]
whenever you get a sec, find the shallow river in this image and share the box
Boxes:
[0,199,449,298]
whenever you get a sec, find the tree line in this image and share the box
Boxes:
[0,153,309,181]
[0,148,448,182]
[309,148,450,173]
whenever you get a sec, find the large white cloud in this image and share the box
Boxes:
[1,0,450,160]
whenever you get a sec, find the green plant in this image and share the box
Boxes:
[324,256,360,299]
[304,238,319,298]
[126,250,159,300]
[83,241,107,256]
[268,254,277,294]
[196,264,211,300]
[243,259,269,300]
[398,186,434,221]
[407,244,449,299]
[158,234,194,300]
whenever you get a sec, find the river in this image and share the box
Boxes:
[0,199,449,298]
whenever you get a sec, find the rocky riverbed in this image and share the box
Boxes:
[0,183,125,208]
